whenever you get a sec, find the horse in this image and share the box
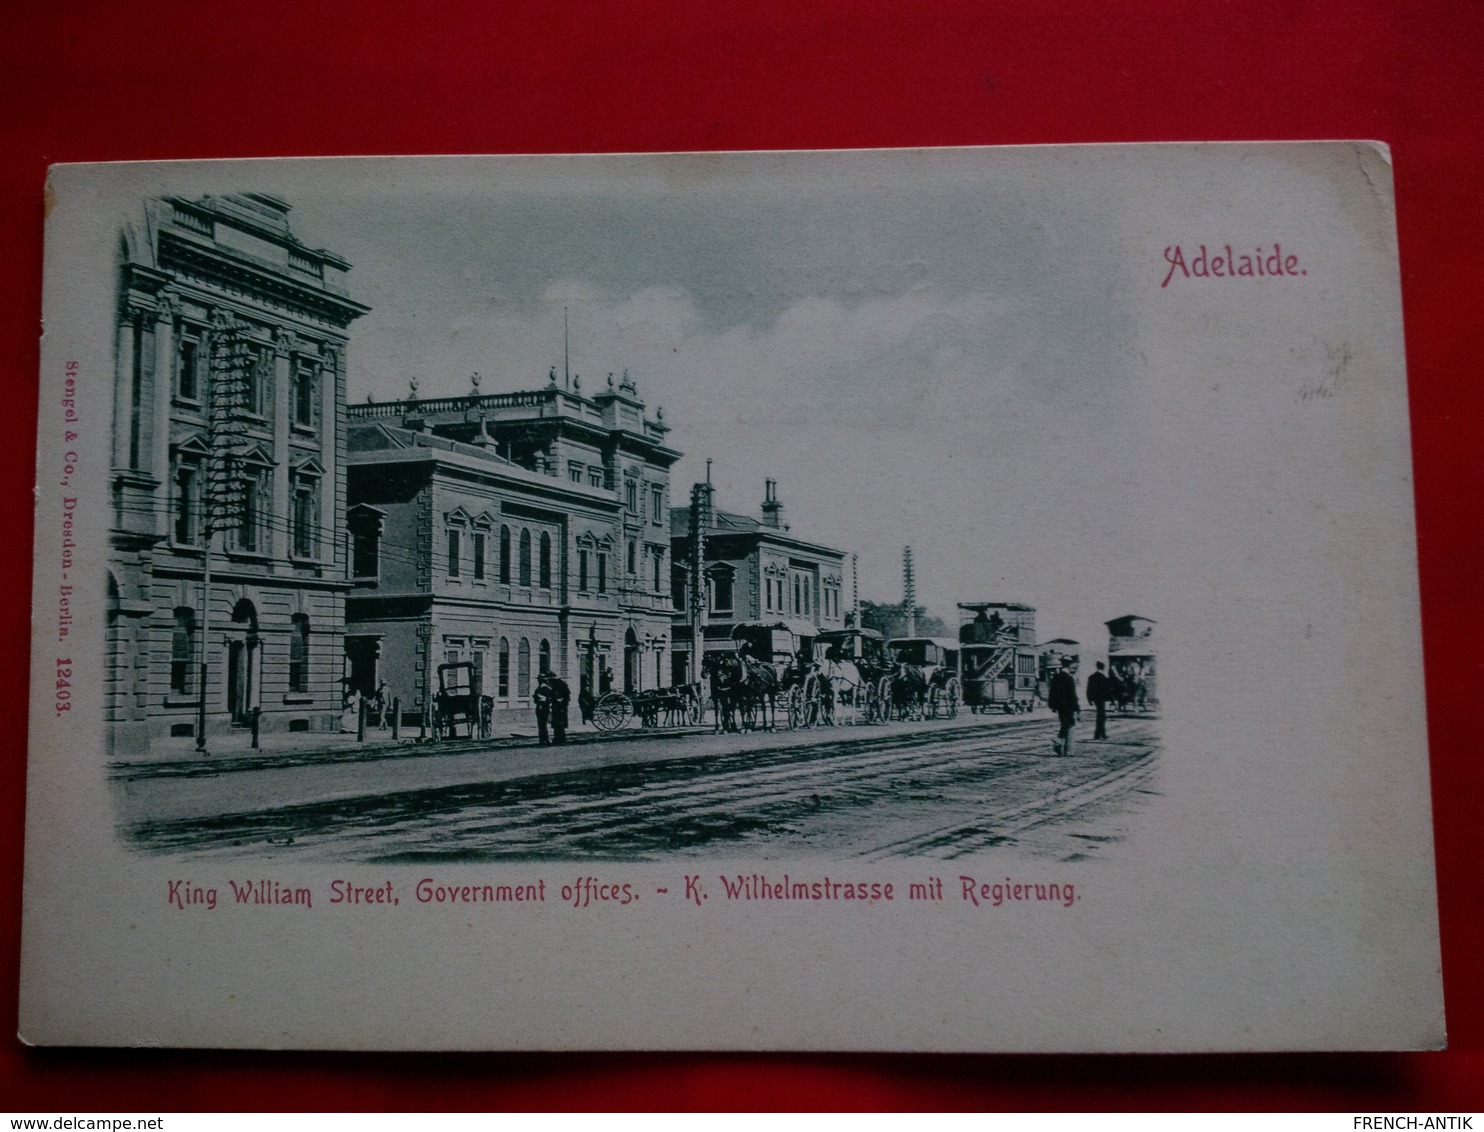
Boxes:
[888,662,929,721]
[701,652,741,732]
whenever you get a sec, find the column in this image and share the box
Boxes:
[319,343,339,565]
[151,297,176,538]
[112,313,136,472]
[272,329,293,559]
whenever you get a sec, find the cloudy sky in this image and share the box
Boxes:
[278,151,1163,654]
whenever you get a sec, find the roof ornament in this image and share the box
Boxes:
[548,365,559,389]
[470,371,481,395]
[573,374,582,393]
[655,405,664,422]
[607,372,615,389]
[408,377,419,401]
[619,368,636,394]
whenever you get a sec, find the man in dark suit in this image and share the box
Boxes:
[548,673,571,745]
[1086,661,1112,740]
[1047,656,1081,757]
[533,672,554,746]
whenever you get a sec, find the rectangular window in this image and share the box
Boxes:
[177,335,200,401]
[651,484,663,523]
[473,532,486,580]
[249,346,272,416]
[291,479,317,558]
[597,553,607,594]
[627,540,637,576]
[579,549,589,592]
[237,471,263,553]
[173,462,198,545]
[294,360,317,428]
[352,530,378,577]
[498,646,510,698]
[588,467,603,489]
[712,572,733,614]
[653,550,663,592]
[447,528,461,578]
[170,611,194,695]
[289,616,310,693]
[569,462,583,483]
[626,480,638,513]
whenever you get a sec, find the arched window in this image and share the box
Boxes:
[539,532,552,589]
[289,614,310,693]
[170,608,195,694]
[499,525,511,584]
[539,639,551,675]
[497,637,510,698]
[518,529,532,587]
[517,638,531,697]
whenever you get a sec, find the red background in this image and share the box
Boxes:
[2,0,1481,1110]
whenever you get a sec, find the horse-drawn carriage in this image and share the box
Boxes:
[812,627,893,724]
[591,683,707,732]
[430,661,494,740]
[885,637,961,719]
[958,602,1039,713]
[701,620,817,731]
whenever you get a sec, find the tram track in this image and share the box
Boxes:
[128,717,1160,861]
[283,720,1060,857]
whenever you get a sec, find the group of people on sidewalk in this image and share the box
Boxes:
[1045,657,1117,757]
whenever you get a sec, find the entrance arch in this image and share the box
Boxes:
[227,599,261,725]
[624,627,640,695]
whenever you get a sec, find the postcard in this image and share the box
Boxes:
[19,145,1443,1050]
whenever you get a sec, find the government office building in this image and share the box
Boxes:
[344,371,680,727]
[106,193,369,755]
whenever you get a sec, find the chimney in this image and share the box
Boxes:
[761,478,786,529]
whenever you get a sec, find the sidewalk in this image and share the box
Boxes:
[109,717,705,781]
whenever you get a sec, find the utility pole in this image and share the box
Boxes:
[903,545,916,639]
[688,460,714,683]
[198,317,254,751]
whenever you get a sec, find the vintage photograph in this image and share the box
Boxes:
[103,162,1161,864]
[22,147,1443,1051]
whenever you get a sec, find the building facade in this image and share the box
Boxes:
[345,372,680,724]
[669,478,850,682]
[107,193,369,754]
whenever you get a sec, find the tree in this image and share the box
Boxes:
[858,600,950,639]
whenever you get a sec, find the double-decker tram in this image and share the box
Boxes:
[957,601,1039,713]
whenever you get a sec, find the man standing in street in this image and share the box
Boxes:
[1086,660,1112,740]
[533,671,554,746]
[548,671,571,745]
[1047,656,1081,757]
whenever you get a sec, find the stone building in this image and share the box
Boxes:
[107,193,369,754]
[669,478,850,683]
[344,371,680,724]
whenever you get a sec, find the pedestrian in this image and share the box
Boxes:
[548,672,571,745]
[372,680,389,730]
[1086,661,1111,740]
[578,685,595,726]
[1047,656,1080,756]
[533,671,554,746]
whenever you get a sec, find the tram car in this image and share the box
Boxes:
[885,636,961,718]
[957,602,1039,713]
